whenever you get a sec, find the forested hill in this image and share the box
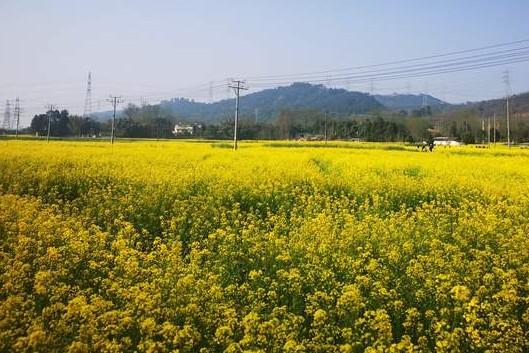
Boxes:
[460,91,529,116]
[159,83,383,122]
[373,93,449,111]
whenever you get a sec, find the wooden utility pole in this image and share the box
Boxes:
[493,113,497,144]
[108,96,123,144]
[481,118,485,144]
[324,111,328,144]
[487,115,491,145]
[506,96,511,147]
[228,80,248,150]
[503,70,512,148]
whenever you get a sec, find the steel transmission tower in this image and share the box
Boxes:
[83,72,93,118]
[422,82,430,108]
[46,104,55,143]
[2,100,11,129]
[13,98,21,137]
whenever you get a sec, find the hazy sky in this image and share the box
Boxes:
[1,0,529,125]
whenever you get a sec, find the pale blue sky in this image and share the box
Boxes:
[1,0,528,124]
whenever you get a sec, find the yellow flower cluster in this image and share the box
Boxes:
[1,140,529,352]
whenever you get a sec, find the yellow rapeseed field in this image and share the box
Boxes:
[1,139,529,352]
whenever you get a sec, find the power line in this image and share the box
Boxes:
[246,57,529,95]
[243,38,529,80]
[248,46,529,84]
[247,50,529,87]
[11,56,526,118]
[16,52,529,109]
[6,39,529,121]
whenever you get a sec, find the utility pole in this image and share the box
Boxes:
[14,98,20,138]
[487,115,491,145]
[46,104,55,143]
[324,111,328,144]
[228,80,248,150]
[108,96,123,144]
[479,106,484,144]
[506,97,511,147]
[481,118,485,144]
[493,113,497,144]
[503,70,512,147]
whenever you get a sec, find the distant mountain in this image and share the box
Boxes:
[92,85,458,123]
[458,91,529,116]
[158,83,383,122]
[373,94,450,111]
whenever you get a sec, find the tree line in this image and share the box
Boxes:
[30,110,102,137]
[28,104,529,143]
[28,106,413,142]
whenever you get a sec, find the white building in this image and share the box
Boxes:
[172,124,194,136]
[433,137,462,146]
